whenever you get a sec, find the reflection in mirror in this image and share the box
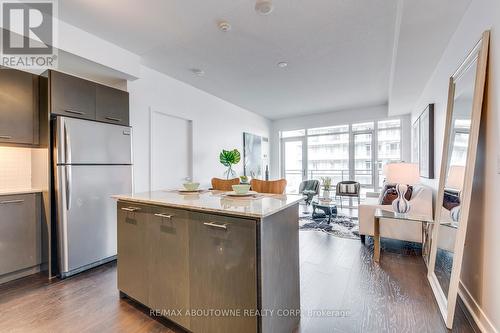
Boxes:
[434,57,477,298]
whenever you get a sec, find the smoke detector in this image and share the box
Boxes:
[218,21,231,32]
[190,68,205,77]
[255,0,273,15]
[277,61,288,68]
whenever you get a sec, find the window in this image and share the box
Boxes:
[281,129,305,138]
[307,125,349,186]
[282,140,304,194]
[352,122,374,132]
[280,118,402,195]
[378,119,401,129]
[377,119,402,187]
[308,125,349,135]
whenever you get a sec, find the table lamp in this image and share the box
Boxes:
[446,165,465,222]
[446,165,465,192]
[383,163,420,215]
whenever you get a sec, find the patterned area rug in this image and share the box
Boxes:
[299,213,360,240]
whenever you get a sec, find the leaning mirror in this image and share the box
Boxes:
[428,30,490,329]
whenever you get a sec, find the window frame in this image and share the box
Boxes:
[279,118,403,194]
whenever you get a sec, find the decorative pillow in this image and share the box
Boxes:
[443,190,460,210]
[380,185,413,205]
[346,184,357,194]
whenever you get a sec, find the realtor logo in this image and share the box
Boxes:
[1,0,57,68]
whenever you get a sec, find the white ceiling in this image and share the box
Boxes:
[58,0,470,119]
[388,0,472,116]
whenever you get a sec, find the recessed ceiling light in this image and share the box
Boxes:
[218,21,231,32]
[277,61,288,68]
[255,0,273,15]
[190,68,205,76]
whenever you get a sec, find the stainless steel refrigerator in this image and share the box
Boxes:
[54,116,132,278]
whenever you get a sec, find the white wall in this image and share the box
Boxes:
[128,65,271,192]
[0,147,31,190]
[413,0,500,330]
[270,104,411,178]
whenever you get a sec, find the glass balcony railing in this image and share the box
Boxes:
[284,169,376,198]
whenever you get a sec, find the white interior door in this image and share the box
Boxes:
[150,110,192,191]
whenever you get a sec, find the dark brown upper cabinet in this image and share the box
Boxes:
[96,85,129,126]
[49,70,129,126]
[50,71,96,120]
[0,68,39,146]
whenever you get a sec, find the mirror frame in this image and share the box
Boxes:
[427,30,490,329]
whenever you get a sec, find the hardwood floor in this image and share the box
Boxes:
[0,232,474,333]
[296,232,473,333]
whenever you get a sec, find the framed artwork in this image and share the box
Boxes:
[243,133,269,178]
[412,120,420,164]
[414,104,435,178]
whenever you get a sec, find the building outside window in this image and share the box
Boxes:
[280,118,402,200]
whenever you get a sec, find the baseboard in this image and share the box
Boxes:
[458,295,482,333]
[459,282,498,333]
[0,265,41,285]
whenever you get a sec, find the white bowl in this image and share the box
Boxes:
[232,184,251,195]
[183,182,200,191]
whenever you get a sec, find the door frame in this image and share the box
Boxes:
[149,108,193,192]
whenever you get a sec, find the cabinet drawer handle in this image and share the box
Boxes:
[0,199,25,204]
[0,135,12,140]
[203,222,227,230]
[154,213,173,219]
[64,109,85,115]
[121,207,141,212]
[105,117,122,122]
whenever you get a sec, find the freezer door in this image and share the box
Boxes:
[56,165,132,274]
[55,116,132,165]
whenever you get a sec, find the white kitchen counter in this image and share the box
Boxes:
[0,189,43,196]
[113,190,302,219]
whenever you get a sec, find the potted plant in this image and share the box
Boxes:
[320,176,333,199]
[219,149,241,179]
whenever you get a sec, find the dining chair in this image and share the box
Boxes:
[211,178,240,191]
[250,179,287,194]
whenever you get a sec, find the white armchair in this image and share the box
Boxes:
[358,184,433,243]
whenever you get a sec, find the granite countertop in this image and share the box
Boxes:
[113,190,303,218]
[0,188,43,196]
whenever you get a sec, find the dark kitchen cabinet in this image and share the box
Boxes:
[117,202,150,305]
[96,85,129,126]
[0,68,39,145]
[49,70,129,125]
[149,206,190,330]
[50,71,96,120]
[0,193,41,277]
[188,212,258,333]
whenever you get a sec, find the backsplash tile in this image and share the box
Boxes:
[0,147,32,189]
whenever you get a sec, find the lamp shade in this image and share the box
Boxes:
[446,165,465,191]
[383,162,420,185]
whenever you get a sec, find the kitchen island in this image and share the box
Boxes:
[113,190,302,333]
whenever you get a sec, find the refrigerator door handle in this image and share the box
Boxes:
[64,122,72,164]
[66,166,72,210]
